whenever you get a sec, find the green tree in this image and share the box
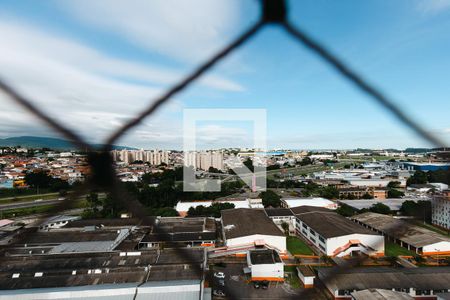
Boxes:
[24,170,52,188]
[361,193,373,199]
[400,200,431,222]
[427,169,450,185]
[369,203,391,215]
[187,202,235,218]
[336,203,358,217]
[258,190,281,208]
[281,222,290,236]
[387,181,401,188]
[319,186,339,199]
[407,170,428,186]
[388,188,404,198]
[149,207,179,217]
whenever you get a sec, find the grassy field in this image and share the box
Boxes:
[385,241,415,257]
[287,236,314,255]
[285,272,301,288]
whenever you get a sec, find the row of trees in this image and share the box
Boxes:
[187,203,235,218]
[336,200,432,222]
[24,170,70,193]
[407,169,450,186]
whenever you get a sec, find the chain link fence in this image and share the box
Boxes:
[0,0,447,299]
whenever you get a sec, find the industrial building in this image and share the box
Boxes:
[351,289,413,300]
[138,217,216,248]
[281,197,338,209]
[221,208,286,254]
[293,206,384,257]
[352,212,450,255]
[338,198,431,211]
[318,267,450,299]
[402,162,450,171]
[0,216,207,300]
[0,248,206,299]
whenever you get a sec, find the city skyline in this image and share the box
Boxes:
[0,0,449,150]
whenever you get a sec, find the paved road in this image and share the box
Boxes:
[0,193,104,211]
[210,263,328,300]
[0,199,61,210]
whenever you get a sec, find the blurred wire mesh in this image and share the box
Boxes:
[0,0,447,299]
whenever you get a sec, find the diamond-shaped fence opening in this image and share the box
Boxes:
[0,1,447,299]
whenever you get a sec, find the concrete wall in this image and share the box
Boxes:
[297,269,314,287]
[423,241,450,255]
[249,263,284,281]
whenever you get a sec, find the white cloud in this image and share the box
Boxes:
[0,16,245,147]
[416,0,450,14]
[58,0,242,63]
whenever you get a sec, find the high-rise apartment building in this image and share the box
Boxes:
[111,150,170,165]
[184,151,224,171]
[432,190,450,230]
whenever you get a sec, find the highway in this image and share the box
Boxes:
[0,199,61,210]
[0,193,105,211]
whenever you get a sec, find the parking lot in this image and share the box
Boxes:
[209,263,329,300]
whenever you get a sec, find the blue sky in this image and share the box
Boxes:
[0,0,449,150]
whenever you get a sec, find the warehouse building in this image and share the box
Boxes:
[351,212,450,255]
[281,197,337,210]
[293,206,384,257]
[0,248,205,299]
[246,249,284,282]
[221,208,286,254]
[318,267,450,299]
[138,217,216,248]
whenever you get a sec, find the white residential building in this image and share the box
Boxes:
[432,190,450,230]
[184,151,224,171]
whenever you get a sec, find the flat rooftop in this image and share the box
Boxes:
[249,249,281,265]
[141,231,216,243]
[351,212,450,247]
[351,289,413,300]
[153,217,216,234]
[221,208,284,239]
[339,198,430,211]
[0,248,204,290]
[320,267,450,291]
[297,265,315,277]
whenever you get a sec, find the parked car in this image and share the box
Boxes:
[218,279,225,286]
[261,281,269,290]
[213,290,226,297]
[214,272,225,279]
[253,282,260,289]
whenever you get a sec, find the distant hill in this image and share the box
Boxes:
[0,136,136,151]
